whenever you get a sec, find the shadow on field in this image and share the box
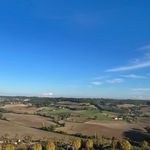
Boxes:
[123,128,150,142]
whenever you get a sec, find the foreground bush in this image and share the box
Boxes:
[46,141,55,150]
[121,139,132,150]
[5,144,14,150]
[115,139,132,150]
[72,138,81,150]
[33,144,42,150]
[85,139,93,150]
[141,141,150,150]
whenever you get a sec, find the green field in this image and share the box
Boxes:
[74,110,112,120]
[38,107,112,121]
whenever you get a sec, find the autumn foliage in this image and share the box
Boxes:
[46,141,55,150]
[72,138,81,150]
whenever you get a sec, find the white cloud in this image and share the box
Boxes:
[122,74,146,79]
[106,78,124,84]
[40,92,53,97]
[91,81,102,85]
[106,61,150,72]
[106,45,150,72]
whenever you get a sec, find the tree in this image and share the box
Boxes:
[15,133,20,141]
[121,139,132,150]
[5,144,14,150]
[4,133,10,143]
[141,141,150,150]
[33,144,42,150]
[85,139,93,150]
[111,137,117,150]
[0,112,3,119]
[4,133,10,139]
[24,135,33,144]
[115,140,122,150]
[72,138,81,150]
[145,126,150,134]
[46,141,55,150]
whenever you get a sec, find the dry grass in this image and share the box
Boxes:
[4,113,56,128]
[56,120,148,138]
[2,104,40,114]
[0,113,71,141]
[117,104,135,108]
[141,106,150,115]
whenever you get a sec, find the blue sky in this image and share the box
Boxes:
[0,0,150,99]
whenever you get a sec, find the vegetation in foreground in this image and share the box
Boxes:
[0,133,149,150]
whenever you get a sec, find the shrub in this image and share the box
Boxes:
[46,141,55,150]
[85,139,93,150]
[32,144,42,150]
[141,141,150,150]
[72,138,81,150]
[5,144,14,150]
[24,135,33,143]
[121,140,132,150]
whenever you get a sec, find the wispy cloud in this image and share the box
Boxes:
[106,61,150,72]
[91,81,103,85]
[106,78,124,84]
[121,74,146,79]
[40,92,53,97]
[106,45,150,72]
